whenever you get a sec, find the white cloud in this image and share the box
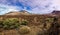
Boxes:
[0,4,20,15]
[18,0,53,14]
[52,0,60,10]
[19,0,51,8]
[18,0,60,14]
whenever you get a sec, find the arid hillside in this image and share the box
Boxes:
[0,10,60,35]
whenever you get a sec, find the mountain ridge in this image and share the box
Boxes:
[4,10,60,17]
[4,10,31,15]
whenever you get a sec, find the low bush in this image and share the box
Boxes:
[21,20,28,25]
[0,20,3,28]
[19,26,31,34]
[45,18,54,23]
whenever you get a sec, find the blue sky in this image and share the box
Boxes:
[0,0,60,15]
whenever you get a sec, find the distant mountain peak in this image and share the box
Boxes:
[20,10,27,12]
[52,10,60,14]
[43,10,60,17]
[4,10,31,15]
[49,10,60,16]
[20,10,30,14]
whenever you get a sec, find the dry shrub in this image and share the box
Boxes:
[19,26,31,34]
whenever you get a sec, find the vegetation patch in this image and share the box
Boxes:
[20,20,28,25]
[0,18,20,30]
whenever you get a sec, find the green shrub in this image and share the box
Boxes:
[21,20,28,25]
[2,18,20,30]
[19,26,31,34]
[0,20,3,28]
